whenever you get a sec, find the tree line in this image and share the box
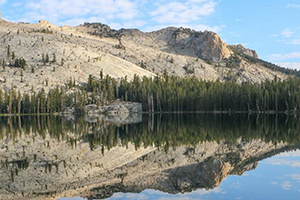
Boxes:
[2,72,300,114]
[117,73,300,113]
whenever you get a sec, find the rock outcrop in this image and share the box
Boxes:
[82,22,118,38]
[230,44,259,59]
[195,31,232,61]
[82,102,143,124]
[150,28,232,62]
[83,102,142,115]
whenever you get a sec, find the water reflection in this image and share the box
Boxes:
[0,114,300,200]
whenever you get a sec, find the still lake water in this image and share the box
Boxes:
[0,114,300,200]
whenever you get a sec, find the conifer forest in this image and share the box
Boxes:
[1,71,300,114]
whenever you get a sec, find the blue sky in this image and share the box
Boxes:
[0,0,300,69]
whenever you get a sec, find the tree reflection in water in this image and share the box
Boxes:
[0,114,300,200]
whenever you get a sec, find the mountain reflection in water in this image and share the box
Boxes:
[0,114,300,200]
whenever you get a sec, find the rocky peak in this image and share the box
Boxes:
[150,27,232,62]
[230,44,259,59]
[119,28,143,37]
[196,30,232,61]
[37,19,57,29]
[81,22,118,37]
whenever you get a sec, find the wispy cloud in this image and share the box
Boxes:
[194,24,224,32]
[266,52,300,61]
[0,0,6,5]
[19,0,142,27]
[229,31,241,37]
[265,158,300,167]
[277,151,300,157]
[8,0,221,32]
[147,0,219,32]
[290,174,300,182]
[281,181,292,190]
[281,28,294,38]
[158,197,197,200]
[273,38,300,45]
[277,62,300,70]
[12,2,22,7]
[287,4,300,8]
[132,188,223,200]
[149,0,218,31]
[288,38,300,45]
[111,192,149,200]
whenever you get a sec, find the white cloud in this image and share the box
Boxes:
[188,0,207,2]
[12,2,22,7]
[0,0,6,5]
[281,28,294,38]
[266,52,300,61]
[59,197,86,200]
[194,24,224,32]
[287,4,300,8]
[138,188,222,200]
[281,181,292,190]
[158,197,196,200]
[290,174,300,182]
[193,187,222,195]
[4,0,222,32]
[266,158,300,167]
[20,0,142,26]
[277,150,300,157]
[288,39,300,45]
[277,62,300,70]
[150,0,218,25]
[110,192,149,200]
[229,31,241,37]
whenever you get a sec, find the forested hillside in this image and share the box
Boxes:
[0,18,297,95]
[1,18,300,114]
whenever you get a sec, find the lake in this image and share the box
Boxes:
[0,114,300,200]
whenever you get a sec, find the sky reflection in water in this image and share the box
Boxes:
[60,150,300,200]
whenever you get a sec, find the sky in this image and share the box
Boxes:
[0,0,300,69]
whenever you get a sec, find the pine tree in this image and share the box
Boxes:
[7,45,10,59]
[46,53,49,63]
[52,53,56,63]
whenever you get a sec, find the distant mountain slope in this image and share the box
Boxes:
[0,18,296,93]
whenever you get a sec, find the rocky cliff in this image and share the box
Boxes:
[0,19,292,94]
[230,44,259,59]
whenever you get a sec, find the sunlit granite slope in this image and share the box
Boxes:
[0,18,290,94]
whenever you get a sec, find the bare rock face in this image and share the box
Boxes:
[195,31,232,61]
[83,102,142,115]
[81,22,118,37]
[82,102,143,124]
[151,28,232,62]
[230,44,259,59]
